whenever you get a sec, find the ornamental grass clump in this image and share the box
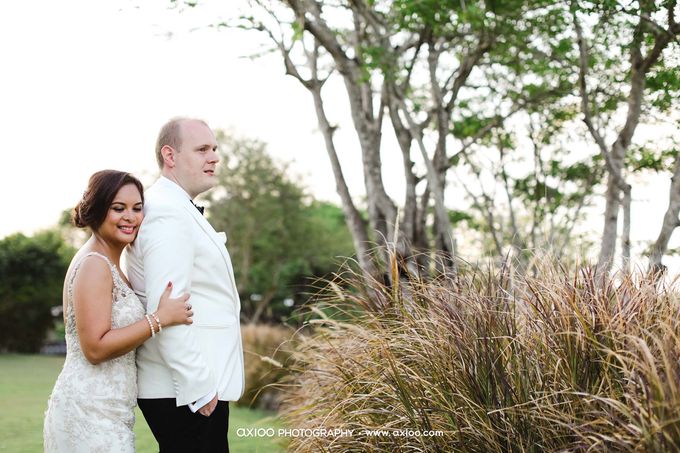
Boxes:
[281,256,680,452]
[238,323,296,410]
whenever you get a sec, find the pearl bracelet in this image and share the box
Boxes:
[151,312,162,333]
[145,314,156,338]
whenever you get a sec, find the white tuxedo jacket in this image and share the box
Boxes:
[125,177,244,406]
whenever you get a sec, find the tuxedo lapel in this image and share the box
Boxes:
[152,177,230,270]
[181,202,232,270]
[182,203,241,311]
[152,177,240,311]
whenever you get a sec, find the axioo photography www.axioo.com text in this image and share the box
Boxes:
[236,427,445,438]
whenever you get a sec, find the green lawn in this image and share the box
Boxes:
[0,354,287,452]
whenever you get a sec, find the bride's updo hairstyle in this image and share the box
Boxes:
[73,170,144,231]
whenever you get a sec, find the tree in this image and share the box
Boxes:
[206,133,355,323]
[572,0,680,274]
[232,0,587,276]
[0,232,73,352]
[649,145,680,272]
[458,108,602,272]
[161,0,679,275]
[55,208,88,249]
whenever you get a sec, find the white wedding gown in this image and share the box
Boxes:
[44,252,146,452]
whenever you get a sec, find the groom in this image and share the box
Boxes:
[126,117,244,452]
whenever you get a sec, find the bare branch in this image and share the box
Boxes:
[444,36,494,114]
[348,0,387,33]
[499,142,526,254]
[286,0,354,74]
[573,5,631,197]
[455,166,504,257]
[573,8,609,156]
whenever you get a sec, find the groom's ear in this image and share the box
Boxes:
[161,145,176,168]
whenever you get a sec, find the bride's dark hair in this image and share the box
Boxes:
[73,170,144,231]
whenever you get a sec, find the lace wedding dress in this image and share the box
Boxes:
[44,252,146,452]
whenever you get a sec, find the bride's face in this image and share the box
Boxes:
[97,183,144,245]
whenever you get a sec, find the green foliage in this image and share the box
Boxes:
[207,133,354,323]
[647,65,680,111]
[291,20,303,42]
[451,115,498,140]
[0,232,73,352]
[627,146,679,173]
[563,160,596,180]
[572,0,680,127]
[513,177,562,206]
[390,0,465,32]
[449,209,476,227]
[302,201,356,271]
[390,0,530,33]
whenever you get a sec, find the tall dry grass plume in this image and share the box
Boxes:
[280,252,680,452]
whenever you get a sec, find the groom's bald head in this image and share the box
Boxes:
[155,117,209,169]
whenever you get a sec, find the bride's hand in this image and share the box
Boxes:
[155,282,193,327]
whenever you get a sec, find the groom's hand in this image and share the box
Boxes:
[198,394,218,417]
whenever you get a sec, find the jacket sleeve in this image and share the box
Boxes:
[138,205,215,406]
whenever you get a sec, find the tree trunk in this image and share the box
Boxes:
[266,28,379,277]
[415,186,431,269]
[595,65,642,275]
[385,83,420,267]
[287,0,398,247]
[597,174,622,274]
[574,7,645,276]
[621,185,632,273]
[649,158,680,272]
[249,287,277,325]
[342,76,397,244]
[398,99,456,271]
[309,82,376,277]
[428,43,456,268]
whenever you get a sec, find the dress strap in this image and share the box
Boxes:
[82,251,116,271]
[68,252,120,291]
[65,252,118,318]
[80,252,115,272]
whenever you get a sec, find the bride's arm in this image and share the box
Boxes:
[73,256,191,365]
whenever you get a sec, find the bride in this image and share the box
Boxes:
[44,170,193,452]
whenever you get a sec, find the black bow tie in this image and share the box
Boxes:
[190,200,205,215]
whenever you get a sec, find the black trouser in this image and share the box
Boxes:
[138,398,229,453]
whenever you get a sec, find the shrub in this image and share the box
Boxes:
[0,232,72,353]
[238,323,297,411]
[280,256,680,452]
